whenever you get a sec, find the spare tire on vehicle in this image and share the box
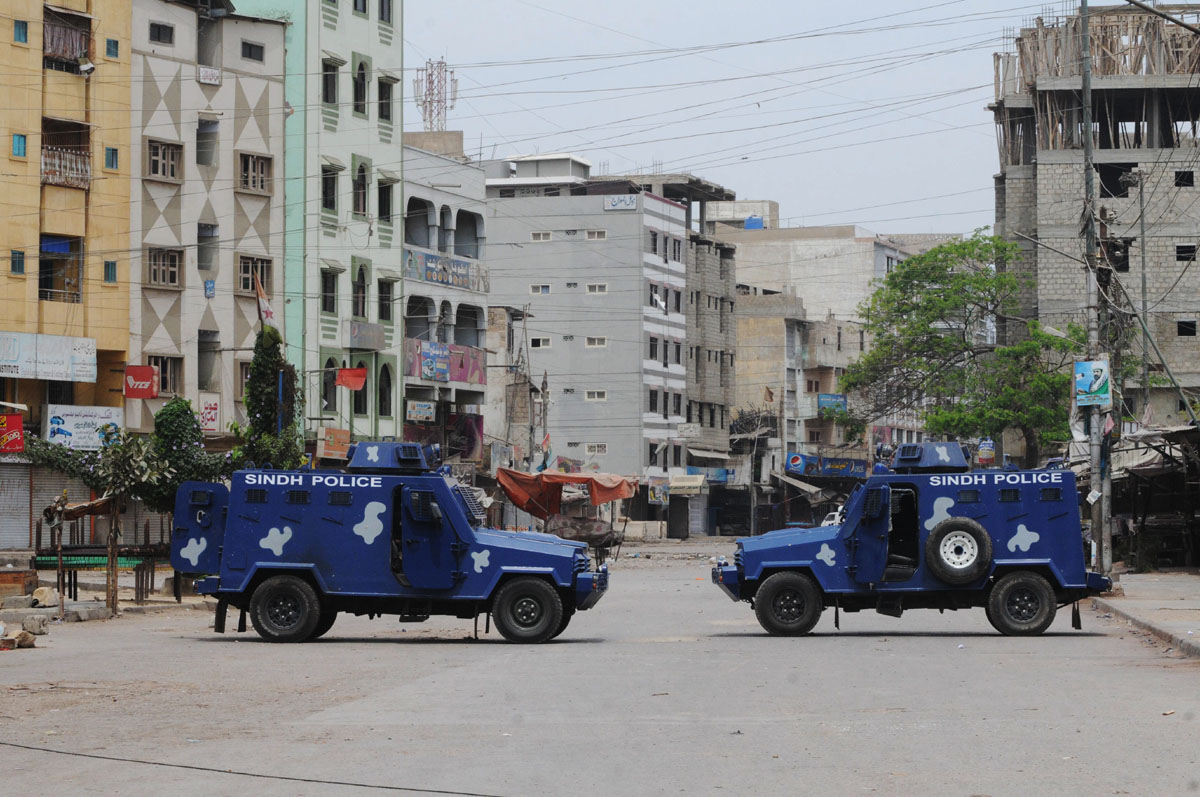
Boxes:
[925,517,992,585]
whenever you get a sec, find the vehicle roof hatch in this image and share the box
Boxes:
[889,442,970,474]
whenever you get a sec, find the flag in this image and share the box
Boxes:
[254,270,281,345]
[763,386,775,403]
[335,367,367,390]
[1103,413,1115,437]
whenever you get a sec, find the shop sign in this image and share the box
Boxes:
[197,392,220,434]
[316,427,350,460]
[0,414,24,453]
[43,404,122,450]
[123,365,159,399]
[406,400,436,422]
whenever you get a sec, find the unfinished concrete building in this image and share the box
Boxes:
[993,6,1200,424]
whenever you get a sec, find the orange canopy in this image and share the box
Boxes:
[496,468,638,520]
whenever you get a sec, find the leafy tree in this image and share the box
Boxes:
[234,328,303,469]
[142,397,233,513]
[840,232,1085,468]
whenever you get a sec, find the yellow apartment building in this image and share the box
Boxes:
[0,1,131,546]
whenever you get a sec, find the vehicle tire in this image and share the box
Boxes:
[550,607,575,640]
[492,577,564,644]
[753,572,822,636]
[249,575,321,643]
[987,571,1057,636]
[308,609,338,641]
[925,518,993,585]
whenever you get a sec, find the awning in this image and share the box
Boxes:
[378,68,401,83]
[43,115,94,127]
[321,50,347,66]
[496,468,638,520]
[687,447,729,460]
[320,258,345,273]
[45,4,94,19]
[377,167,401,184]
[668,474,706,495]
[320,154,346,171]
[773,472,821,494]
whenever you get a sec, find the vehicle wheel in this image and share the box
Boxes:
[550,607,575,640]
[987,571,1057,636]
[308,608,338,641]
[249,575,321,643]
[925,518,993,585]
[753,572,822,636]
[492,577,563,644]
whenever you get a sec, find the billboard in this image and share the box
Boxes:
[43,404,123,450]
[0,414,24,453]
[786,452,867,479]
[0,332,96,382]
[406,400,436,422]
[817,393,847,412]
[123,365,159,399]
[420,341,450,382]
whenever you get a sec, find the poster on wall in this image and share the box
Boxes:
[406,400,436,422]
[447,413,483,461]
[420,342,450,382]
[197,392,221,434]
[316,427,350,460]
[648,478,669,505]
[43,404,122,450]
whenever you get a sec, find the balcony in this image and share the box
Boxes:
[41,146,91,190]
[43,17,90,74]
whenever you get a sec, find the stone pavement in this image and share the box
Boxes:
[1093,570,1200,658]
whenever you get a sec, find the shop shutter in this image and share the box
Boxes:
[0,464,31,548]
[31,467,96,545]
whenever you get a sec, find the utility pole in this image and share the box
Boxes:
[1081,0,1110,574]
[1136,172,1150,417]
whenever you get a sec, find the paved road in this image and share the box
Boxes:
[2,557,1197,796]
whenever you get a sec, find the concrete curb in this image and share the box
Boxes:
[1092,596,1200,659]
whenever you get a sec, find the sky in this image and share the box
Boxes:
[401,0,1099,236]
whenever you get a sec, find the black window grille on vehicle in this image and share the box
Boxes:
[957,490,980,503]
[1040,488,1062,502]
[189,490,211,506]
[999,489,1021,503]
[329,491,353,506]
[409,491,435,521]
[456,486,486,525]
[245,489,267,503]
[286,490,310,505]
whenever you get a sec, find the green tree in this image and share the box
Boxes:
[840,232,1085,468]
[142,397,233,513]
[235,328,303,468]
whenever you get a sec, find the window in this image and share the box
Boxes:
[1178,320,1197,337]
[352,63,367,115]
[238,255,271,294]
[999,489,1021,503]
[103,147,119,170]
[673,290,681,313]
[808,430,822,443]
[531,231,551,242]
[239,153,272,193]
[148,355,182,395]
[378,182,393,222]
[322,60,338,105]
[321,357,337,412]
[673,445,681,467]
[673,393,682,416]
[837,328,843,351]
[648,389,658,413]
[530,284,550,294]
[378,80,393,122]
[585,336,607,348]
[149,22,174,45]
[241,41,264,62]
[147,248,182,287]
[709,405,716,427]
[147,140,182,181]
[648,442,658,467]
[806,379,820,393]
[197,223,218,271]
[239,362,252,398]
[352,163,368,215]
[586,443,607,456]
[1098,163,1134,198]
[352,362,368,415]
[352,267,367,317]
[14,21,28,44]
[498,188,515,198]
[106,38,118,58]
[649,230,658,254]
[378,365,393,417]
[10,250,25,275]
[11,134,26,158]
[103,260,117,283]
[586,229,606,240]
[1177,171,1195,188]
[585,390,607,401]
[649,337,658,360]
[530,337,550,348]
[320,271,337,314]
[586,283,607,294]
[672,239,681,261]
[674,342,681,364]
[1177,244,1196,262]
[380,0,393,23]
[1040,488,1063,502]
[354,0,367,12]
[196,120,219,166]
[378,280,393,321]
[859,329,865,351]
[321,167,337,212]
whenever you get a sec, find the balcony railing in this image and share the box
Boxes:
[41,147,91,190]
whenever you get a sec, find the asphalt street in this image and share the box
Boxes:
[1,556,1197,796]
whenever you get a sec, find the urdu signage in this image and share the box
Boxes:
[603,194,639,211]
[0,332,96,382]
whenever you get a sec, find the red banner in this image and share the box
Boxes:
[0,414,24,453]
[123,365,160,399]
[335,367,367,391]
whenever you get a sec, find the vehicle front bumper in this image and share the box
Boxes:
[1086,571,1113,593]
[575,564,609,610]
[712,564,742,601]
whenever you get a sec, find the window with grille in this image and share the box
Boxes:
[148,355,182,395]
[147,248,181,287]
[239,153,272,193]
[238,256,271,294]
[999,489,1021,503]
[147,140,182,181]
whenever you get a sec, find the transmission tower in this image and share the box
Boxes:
[413,59,458,132]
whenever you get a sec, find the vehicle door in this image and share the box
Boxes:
[399,485,456,590]
[850,484,890,584]
[170,483,228,574]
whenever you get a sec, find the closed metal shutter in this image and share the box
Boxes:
[0,464,32,548]
[688,493,709,536]
[31,467,95,545]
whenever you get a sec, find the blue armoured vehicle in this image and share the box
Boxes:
[712,442,1110,636]
[170,443,608,644]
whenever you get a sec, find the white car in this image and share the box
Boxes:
[820,507,844,527]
